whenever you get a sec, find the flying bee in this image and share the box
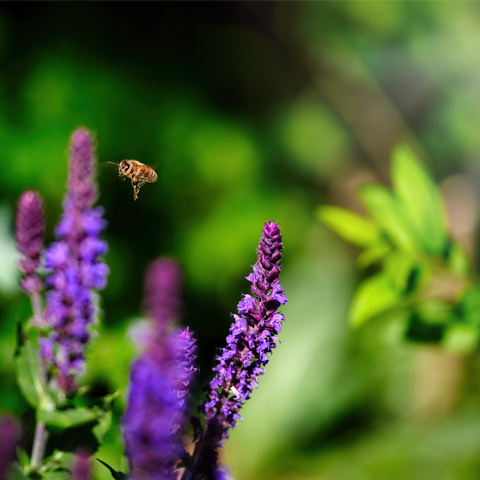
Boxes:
[106,160,158,201]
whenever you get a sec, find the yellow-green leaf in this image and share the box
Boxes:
[316,205,379,246]
[442,324,479,354]
[391,145,448,255]
[359,184,417,251]
[349,273,400,328]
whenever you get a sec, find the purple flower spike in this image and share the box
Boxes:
[44,128,109,395]
[144,258,183,338]
[72,451,91,480]
[123,350,184,480]
[15,190,45,294]
[200,221,287,446]
[0,415,20,480]
[124,257,197,480]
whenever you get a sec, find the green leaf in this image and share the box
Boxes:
[460,286,480,326]
[14,323,45,408]
[447,241,470,276]
[356,242,391,268]
[383,251,430,295]
[91,390,121,443]
[442,324,479,354]
[316,206,379,246]
[416,300,455,324]
[16,448,30,471]
[349,273,401,327]
[39,408,99,429]
[391,145,448,255]
[359,184,417,251]
[43,392,120,457]
[42,471,69,480]
[6,464,29,480]
[92,410,112,443]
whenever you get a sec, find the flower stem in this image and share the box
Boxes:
[29,291,49,471]
[30,421,48,471]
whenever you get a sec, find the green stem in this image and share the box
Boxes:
[30,421,48,471]
[29,291,50,471]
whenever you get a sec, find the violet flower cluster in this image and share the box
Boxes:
[15,191,45,296]
[41,128,109,394]
[199,221,287,443]
[123,258,197,480]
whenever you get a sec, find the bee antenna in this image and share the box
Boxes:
[107,161,120,166]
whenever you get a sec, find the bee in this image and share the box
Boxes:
[107,160,158,200]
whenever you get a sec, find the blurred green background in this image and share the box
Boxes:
[3,2,480,479]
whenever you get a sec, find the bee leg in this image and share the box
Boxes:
[132,182,146,201]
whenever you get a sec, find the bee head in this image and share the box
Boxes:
[119,160,131,175]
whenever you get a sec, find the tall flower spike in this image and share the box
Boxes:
[123,258,197,480]
[43,128,109,395]
[15,190,45,296]
[196,221,287,474]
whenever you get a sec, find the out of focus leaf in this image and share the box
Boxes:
[391,145,448,255]
[42,471,69,480]
[16,448,29,470]
[349,274,400,327]
[447,241,470,277]
[317,206,380,246]
[383,251,430,296]
[442,324,479,354]
[45,420,100,457]
[6,464,28,480]
[39,408,99,430]
[359,184,417,251]
[91,390,121,443]
[416,300,455,324]
[14,324,46,409]
[356,241,391,268]
[460,285,480,325]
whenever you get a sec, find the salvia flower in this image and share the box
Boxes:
[200,221,287,445]
[0,415,20,480]
[15,190,45,295]
[43,128,109,394]
[123,258,197,480]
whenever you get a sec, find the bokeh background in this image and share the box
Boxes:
[2,2,480,479]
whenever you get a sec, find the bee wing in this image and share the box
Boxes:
[146,163,159,170]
